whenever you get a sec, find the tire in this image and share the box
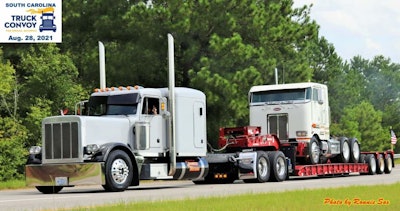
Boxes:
[243,151,270,183]
[349,138,360,163]
[268,151,287,182]
[365,154,376,175]
[335,138,350,163]
[359,154,366,163]
[376,154,385,174]
[384,155,393,174]
[102,150,133,192]
[307,137,320,164]
[36,186,63,194]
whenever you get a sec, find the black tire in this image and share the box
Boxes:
[359,154,366,163]
[243,151,270,183]
[335,138,350,163]
[102,150,133,192]
[384,155,393,174]
[376,154,385,174]
[268,151,287,182]
[307,137,320,164]
[349,138,360,163]
[36,186,63,194]
[365,154,376,175]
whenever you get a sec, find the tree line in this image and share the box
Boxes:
[0,0,399,181]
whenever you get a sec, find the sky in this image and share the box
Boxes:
[292,0,400,64]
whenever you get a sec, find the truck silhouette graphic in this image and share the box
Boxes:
[39,9,56,32]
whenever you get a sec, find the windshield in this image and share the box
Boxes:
[251,88,311,104]
[86,94,139,116]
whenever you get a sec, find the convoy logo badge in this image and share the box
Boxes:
[0,0,62,43]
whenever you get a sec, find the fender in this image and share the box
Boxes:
[92,142,140,186]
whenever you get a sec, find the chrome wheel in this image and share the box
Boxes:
[309,139,320,164]
[111,158,130,184]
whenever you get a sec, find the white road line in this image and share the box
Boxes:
[0,195,89,203]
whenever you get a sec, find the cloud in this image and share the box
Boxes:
[293,0,400,63]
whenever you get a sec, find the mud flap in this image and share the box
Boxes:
[236,152,257,180]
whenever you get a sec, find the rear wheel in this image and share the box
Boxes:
[335,138,350,163]
[243,151,270,183]
[359,154,366,163]
[102,150,133,192]
[376,154,385,174]
[268,151,287,182]
[36,186,63,194]
[384,155,393,174]
[349,138,360,163]
[365,154,376,175]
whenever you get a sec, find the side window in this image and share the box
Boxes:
[312,88,319,102]
[142,97,160,115]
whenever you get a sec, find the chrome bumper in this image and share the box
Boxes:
[26,163,105,187]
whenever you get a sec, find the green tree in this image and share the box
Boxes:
[335,101,390,151]
[0,117,28,181]
[19,44,87,145]
[0,48,28,181]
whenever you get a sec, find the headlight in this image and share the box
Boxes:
[85,144,100,154]
[296,131,308,137]
[29,146,42,155]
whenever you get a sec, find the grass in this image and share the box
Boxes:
[395,158,400,165]
[71,182,400,211]
[0,179,26,190]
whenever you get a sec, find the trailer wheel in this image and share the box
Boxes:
[365,154,376,175]
[349,138,360,163]
[307,137,320,164]
[384,155,393,174]
[268,151,287,182]
[36,186,63,194]
[102,150,133,192]
[376,154,385,174]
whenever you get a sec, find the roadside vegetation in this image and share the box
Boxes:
[1,0,400,183]
[70,182,400,210]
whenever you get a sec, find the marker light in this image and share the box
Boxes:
[161,103,165,110]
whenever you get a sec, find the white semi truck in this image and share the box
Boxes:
[249,82,355,165]
[25,34,394,193]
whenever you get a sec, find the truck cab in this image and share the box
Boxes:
[39,11,56,32]
[249,82,330,142]
[26,86,208,193]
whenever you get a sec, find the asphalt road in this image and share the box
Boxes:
[1,168,400,211]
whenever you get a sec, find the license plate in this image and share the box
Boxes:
[55,177,68,186]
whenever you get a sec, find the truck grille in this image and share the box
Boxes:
[44,122,79,160]
[268,114,288,140]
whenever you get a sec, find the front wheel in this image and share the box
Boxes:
[36,186,63,194]
[307,137,320,164]
[102,150,133,192]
